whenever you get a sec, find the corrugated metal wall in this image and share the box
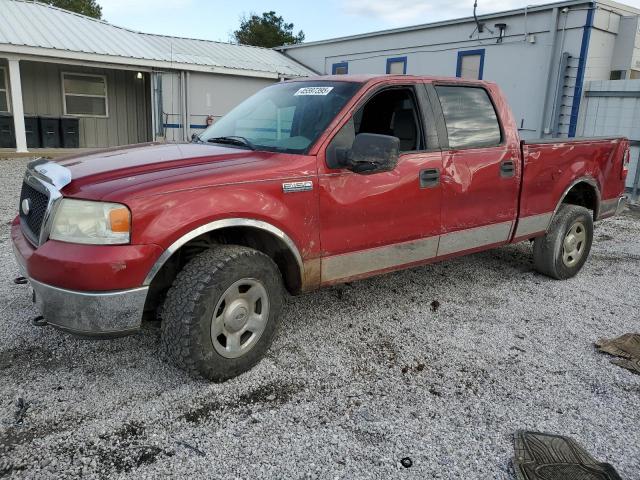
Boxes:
[20,61,151,148]
[578,79,640,191]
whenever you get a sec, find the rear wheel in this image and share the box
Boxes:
[160,245,284,381]
[533,205,594,280]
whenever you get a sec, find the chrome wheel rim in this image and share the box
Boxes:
[562,221,586,267]
[210,278,269,359]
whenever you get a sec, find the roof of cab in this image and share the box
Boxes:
[288,74,495,86]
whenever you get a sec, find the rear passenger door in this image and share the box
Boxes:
[430,84,520,256]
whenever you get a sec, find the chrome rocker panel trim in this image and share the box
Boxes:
[144,218,304,286]
[29,278,148,337]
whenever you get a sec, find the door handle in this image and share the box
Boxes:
[500,160,515,178]
[420,168,440,188]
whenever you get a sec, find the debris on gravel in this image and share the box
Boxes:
[1,157,639,479]
[513,431,623,480]
[596,333,640,375]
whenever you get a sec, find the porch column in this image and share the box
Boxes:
[7,58,27,153]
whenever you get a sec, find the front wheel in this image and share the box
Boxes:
[533,204,594,280]
[160,245,284,381]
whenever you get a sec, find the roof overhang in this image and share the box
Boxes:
[0,44,305,79]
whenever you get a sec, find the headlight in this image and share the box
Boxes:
[50,199,131,245]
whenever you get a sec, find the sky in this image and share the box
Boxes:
[98,0,640,43]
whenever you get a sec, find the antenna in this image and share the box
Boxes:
[469,1,494,38]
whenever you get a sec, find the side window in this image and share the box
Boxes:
[386,57,407,74]
[435,86,501,149]
[62,73,108,117]
[326,87,423,168]
[456,50,484,80]
[355,88,422,151]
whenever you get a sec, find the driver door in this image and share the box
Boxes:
[317,83,443,284]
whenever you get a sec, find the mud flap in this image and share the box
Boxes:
[513,431,622,480]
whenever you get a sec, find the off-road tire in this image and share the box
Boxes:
[160,245,284,381]
[533,204,594,280]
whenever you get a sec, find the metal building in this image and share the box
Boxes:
[278,0,640,140]
[0,0,312,152]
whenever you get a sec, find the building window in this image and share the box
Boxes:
[435,85,501,149]
[631,70,640,80]
[332,62,348,75]
[610,70,626,80]
[0,67,9,113]
[456,49,485,80]
[386,56,407,74]
[62,73,108,117]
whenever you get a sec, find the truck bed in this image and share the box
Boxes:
[513,136,628,242]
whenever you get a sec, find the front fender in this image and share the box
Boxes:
[127,180,320,286]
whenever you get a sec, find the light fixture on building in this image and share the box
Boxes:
[136,72,143,80]
[495,23,507,43]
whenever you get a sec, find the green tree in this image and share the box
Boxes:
[44,0,102,19]
[233,11,305,48]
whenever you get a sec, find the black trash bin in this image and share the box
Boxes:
[24,116,41,148]
[60,117,79,148]
[0,114,16,148]
[39,116,61,148]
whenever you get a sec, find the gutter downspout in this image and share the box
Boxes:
[179,71,187,142]
[539,7,560,137]
[185,71,191,141]
[568,3,595,138]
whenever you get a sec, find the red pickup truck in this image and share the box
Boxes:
[11,75,629,380]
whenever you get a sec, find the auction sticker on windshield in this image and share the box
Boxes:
[294,87,334,96]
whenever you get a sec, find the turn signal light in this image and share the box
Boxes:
[109,207,131,233]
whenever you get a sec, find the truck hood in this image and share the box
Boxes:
[56,142,315,200]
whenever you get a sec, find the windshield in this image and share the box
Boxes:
[198,81,362,154]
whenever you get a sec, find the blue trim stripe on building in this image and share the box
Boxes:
[456,49,485,80]
[568,4,594,138]
[386,56,407,74]
[332,62,348,74]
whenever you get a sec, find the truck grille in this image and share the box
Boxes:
[19,181,50,244]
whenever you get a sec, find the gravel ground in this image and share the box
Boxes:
[1,157,639,479]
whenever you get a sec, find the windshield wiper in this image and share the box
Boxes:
[206,136,256,151]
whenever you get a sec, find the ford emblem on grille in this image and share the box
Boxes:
[21,198,31,216]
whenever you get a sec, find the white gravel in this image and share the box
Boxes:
[1,157,639,479]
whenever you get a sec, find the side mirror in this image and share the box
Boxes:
[339,133,399,174]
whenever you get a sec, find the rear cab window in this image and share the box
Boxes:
[435,85,502,149]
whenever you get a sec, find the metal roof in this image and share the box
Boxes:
[0,0,314,77]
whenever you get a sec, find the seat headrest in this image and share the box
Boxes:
[393,110,416,150]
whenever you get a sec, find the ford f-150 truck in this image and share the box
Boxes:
[11,75,629,381]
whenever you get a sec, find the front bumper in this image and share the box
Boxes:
[11,222,151,337]
[29,279,148,337]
